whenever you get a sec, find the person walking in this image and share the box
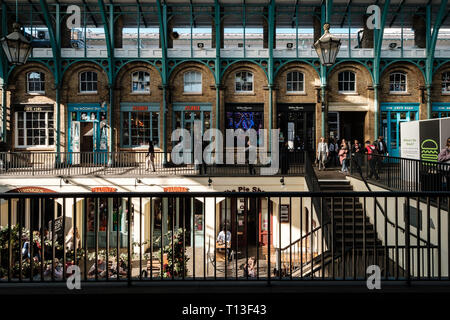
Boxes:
[246,139,257,175]
[317,137,329,171]
[365,140,380,180]
[280,141,290,174]
[328,138,338,167]
[438,137,450,191]
[376,136,388,173]
[352,139,363,169]
[338,139,349,173]
[145,140,156,172]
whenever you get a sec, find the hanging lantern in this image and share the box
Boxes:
[1,22,32,66]
[313,23,341,67]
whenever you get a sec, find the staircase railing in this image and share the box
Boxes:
[350,156,431,246]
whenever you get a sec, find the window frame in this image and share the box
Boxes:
[235,71,254,93]
[442,72,450,94]
[15,110,55,148]
[183,70,202,94]
[286,71,305,93]
[79,71,98,94]
[121,110,160,148]
[26,71,45,94]
[337,71,356,93]
[389,71,407,93]
[131,70,151,93]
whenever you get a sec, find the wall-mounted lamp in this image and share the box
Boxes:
[280,177,286,189]
[208,177,213,189]
[135,178,142,188]
[60,177,70,187]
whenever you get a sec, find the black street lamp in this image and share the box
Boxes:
[313,23,341,67]
[1,22,32,66]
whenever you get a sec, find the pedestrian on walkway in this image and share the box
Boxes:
[145,140,156,172]
[376,136,388,173]
[365,140,380,180]
[328,138,339,167]
[339,139,349,173]
[352,139,363,169]
[317,137,329,171]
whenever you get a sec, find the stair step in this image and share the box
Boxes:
[320,184,354,190]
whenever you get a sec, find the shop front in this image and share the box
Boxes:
[173,103,212,137]
[14,104,55,149]
[381,103,419,158]
[431,103,450,119]
[68,103,108,164]
[277,103,315,151]
[120,103,160,148]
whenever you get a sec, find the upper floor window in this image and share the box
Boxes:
[27,72,45,93]
[79,71,98,93]
[235,71,253,92]
[131,71,150,93]
[338,71,356,93]
[286,71,304,93]
[389,72,407,93]
[442,72,450,93]
[183,71,202,93]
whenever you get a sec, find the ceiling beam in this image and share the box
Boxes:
[389,0,405,28]
[82,0,98,28]
[136,0,148,28]
[340,0,352,28]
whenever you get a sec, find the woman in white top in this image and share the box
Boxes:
[317,137,329,171]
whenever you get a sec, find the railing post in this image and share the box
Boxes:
[405,197,411,285]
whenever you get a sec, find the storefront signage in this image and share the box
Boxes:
[278,104,315,112]
[226,103,264,112]
[15,105,53,112]
[432,103,450,112]
[132,106,149,111]
[91,187,117,193]
[225,187,264,192]
[280,204,290,223]
[7,186,56,193]
[184,106,200,111]
[163,187,189,192]
[381,103,419,112]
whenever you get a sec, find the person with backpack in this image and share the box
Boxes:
[328,138,339,167]
[365,140,380,180]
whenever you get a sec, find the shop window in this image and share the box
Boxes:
[338,71,355,93]
[235,71,253,92]
[122,111,159,147]
[286,71,304,93]
[183,71,202,93]
[389,72,407,93]
[131,71,150,93]
[15,111,54,147]
[27,71,45,93]
[79,71,98,93]
[442,72,450,93]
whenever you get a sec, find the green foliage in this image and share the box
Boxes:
[157,228,189,278]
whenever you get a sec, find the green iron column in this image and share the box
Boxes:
[214,0,221,132]
[39,0,62,163]
[319,1,330,139]
[373,0,390,139]
[98,0,115,164]
[268,0,275,149]
[425,0,447,119]
[0,2,7,142]
[157,0,168,164]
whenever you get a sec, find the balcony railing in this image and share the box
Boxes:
[349,154,450,192]
[0,151,305,177]
[0,191,447,284]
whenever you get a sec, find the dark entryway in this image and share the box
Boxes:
[339,111,366,143]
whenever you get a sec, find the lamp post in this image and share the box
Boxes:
[314,22,341,139]
[0,22,32,66]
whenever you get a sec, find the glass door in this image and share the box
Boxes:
[383,111,418,158]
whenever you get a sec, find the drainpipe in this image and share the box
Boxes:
[374,84,379,139]
[1,85,6,142]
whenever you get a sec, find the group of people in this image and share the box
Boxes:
[316,136,389,180]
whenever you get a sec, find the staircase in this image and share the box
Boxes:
[284,178,392,278]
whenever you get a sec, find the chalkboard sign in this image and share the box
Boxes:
[48,216,64,242]
[280,205,290,223]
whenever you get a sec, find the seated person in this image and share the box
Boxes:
[110,259,128,278]
[216,225,232,261]
[243,256,257,278]
[88,257,109,278]
[44,258,63,280]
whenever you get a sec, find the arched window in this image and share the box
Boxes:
[79,71,98,93]
[286,71,304,93]
[27,71,45,93]
[442,72,450,93]
[389,71,407,92]
[338,71,356,92]
[235,71,253,92]
[131,71,150,93]
[183,71,202,93]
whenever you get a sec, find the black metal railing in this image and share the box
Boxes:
[0,150,305,177]
[350,154,450,192]
[0,191,447,284]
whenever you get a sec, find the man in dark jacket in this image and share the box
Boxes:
[376,136,388,174]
